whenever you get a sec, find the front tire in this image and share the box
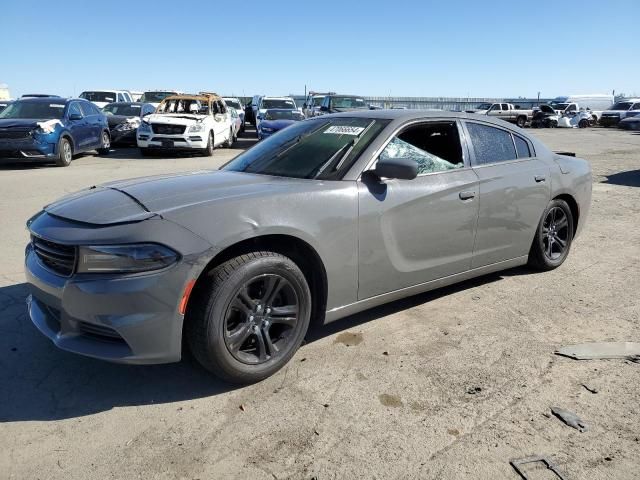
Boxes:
[97,131,111,155]
[55,137,73,167]
[528,199,574,271]
[225,128,234,148]
[516,116,527,128]
[201,131,214,156]
[186,252,312,384]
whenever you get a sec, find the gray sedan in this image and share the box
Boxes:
[25,110,592,383]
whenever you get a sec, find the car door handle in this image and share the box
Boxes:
[534,175,546,183]
[459,191,476,200]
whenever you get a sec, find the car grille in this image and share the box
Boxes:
[32,236,76,276]
[0,128,32,140]
[151,124,185,134]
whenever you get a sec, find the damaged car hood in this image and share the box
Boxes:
[43,171,316,225]
[145,113,207,125]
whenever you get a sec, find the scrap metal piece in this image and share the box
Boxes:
[555,342,640,360]
[551,407,589,432]
[510,455,568,480]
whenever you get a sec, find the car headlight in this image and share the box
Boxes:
[188,123,204,133]
[138,121,151,133]
[77,244,179,273]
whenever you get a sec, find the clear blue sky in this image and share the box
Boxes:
[2,0,638,99]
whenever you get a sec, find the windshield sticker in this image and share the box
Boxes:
[324,125,365,135]
[50,104,65,108]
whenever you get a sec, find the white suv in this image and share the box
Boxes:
[137,93,233,156]
[79,90,132,108]
[256,96,297,129]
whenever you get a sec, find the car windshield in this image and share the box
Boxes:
[156,98,209,115]
[223,117,390,180]
[549,102,569,110]
[312,96,324,106]
[80,91,116,103]
[262,99,296,109]
[609,102,633,110]
[102,104,143,116]
[224,100,241,109]
[332,97,367,109]
[140,91,176,103]
[264,110,305,121]
[0,101,66,119]
[476,103,492,110]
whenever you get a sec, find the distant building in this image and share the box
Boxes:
[0,83,10,100]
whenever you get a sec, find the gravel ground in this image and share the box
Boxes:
[0,127,638,480]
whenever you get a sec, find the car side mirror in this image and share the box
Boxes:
[320,106,329,112]
[373,157,418,180]
[68,113,82,121]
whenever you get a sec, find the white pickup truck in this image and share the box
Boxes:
[548,101,602,124]
[467,103,532,127]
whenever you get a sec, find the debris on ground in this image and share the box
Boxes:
[239,404,246,412]
[581,384,598,394]
[551,407,589,432]
[466,387,482,394]
[555,342,640,360]
[509,455,568,480]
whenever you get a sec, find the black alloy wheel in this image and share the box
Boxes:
[223,274,299,364]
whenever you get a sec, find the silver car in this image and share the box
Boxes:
[25,111,592,383]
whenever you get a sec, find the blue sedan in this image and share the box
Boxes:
[257,109,305,140]
[0,97,110,167]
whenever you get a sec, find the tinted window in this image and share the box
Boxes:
[466,123,517,165]
[514,135,531,158]
[0,101,66,119]
[380,122,464,175]
[609,102,633,110]
[501,104,509,110]
[68,103,82,117]
[261,99,296,109]
[79,102,95,116]
[80,91,116,103]
[103,103,142,116]
[224,117,389,180]
[633,103,640,110]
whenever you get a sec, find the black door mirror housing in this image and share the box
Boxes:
[68,113,83,121]
[373,157,418,180]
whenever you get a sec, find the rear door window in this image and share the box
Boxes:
[513,134,531,158]
[466,122,517,165]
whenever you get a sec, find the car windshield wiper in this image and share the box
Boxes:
[312,120,375,179]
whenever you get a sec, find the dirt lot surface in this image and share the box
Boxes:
[1,127,638,479]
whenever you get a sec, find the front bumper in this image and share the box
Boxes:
[599,115,620,127]
[24,213,214,364]
[0,137,57,160]
[137,131,207,150]
[110,128,137,145]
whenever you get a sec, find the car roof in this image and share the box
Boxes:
[321,108,528,127]
[14,97,71,104]
[162,93,222,102]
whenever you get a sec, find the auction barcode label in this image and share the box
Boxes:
[324,126,365,135]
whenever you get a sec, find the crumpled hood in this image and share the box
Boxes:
[106,114,137,128]
[145,113,206,125]
[0,118,42,129]
[43,170,312,225]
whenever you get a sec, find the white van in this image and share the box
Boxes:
[80,90,133,108]
[548,94,613,123]
[600,98,640,127]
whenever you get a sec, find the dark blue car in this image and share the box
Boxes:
[0,97,110,167]
[257,109,305,140]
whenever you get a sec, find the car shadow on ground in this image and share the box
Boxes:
[0,266,537,423]
[604,169,640,187]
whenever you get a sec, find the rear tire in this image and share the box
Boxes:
[186,252,311,384]
[516,116,527,128]
[54,137,73,167]
[528,199,574,271]
[548,119,558,128]
[578,119,589,128]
